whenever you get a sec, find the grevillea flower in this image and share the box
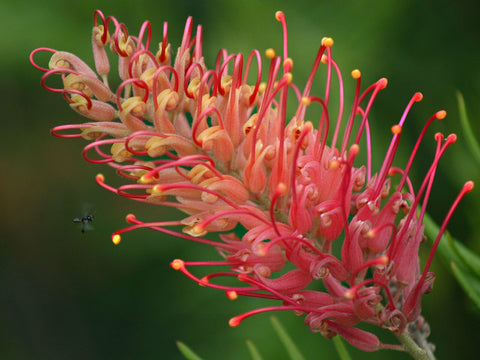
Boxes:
[31,10,473,356]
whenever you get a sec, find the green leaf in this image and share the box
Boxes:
[457,91,480,165]
[270,316,306,360]
[450,261,480,310]
[246,339,264,360]
[446,233,480,278]
[332,336,352,360]
[423,212,458,265]
[176,341,205,360]
[423,212,480,310]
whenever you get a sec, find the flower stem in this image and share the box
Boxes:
[396,330,436,360]
[332,336,352,360]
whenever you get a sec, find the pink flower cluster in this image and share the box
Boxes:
[31,10,472,352]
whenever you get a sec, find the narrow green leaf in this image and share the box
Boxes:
[176,341,205,360]
[270,316,306,360]
[423,212,480,310]
[447,233,480,278]
[423,212,460,266]
[246,339,264,360]
[450,261,480,310]
[332,336,352,360]
[457,91,480,165]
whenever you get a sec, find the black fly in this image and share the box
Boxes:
[73,214,94,233]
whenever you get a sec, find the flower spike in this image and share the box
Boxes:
[33,10,472,356]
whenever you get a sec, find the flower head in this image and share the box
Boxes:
[31,10,472,353]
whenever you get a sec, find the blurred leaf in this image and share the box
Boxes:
[332,336,352,360]
[423,212,480,310]
[446,232,480,278]
[270,316,306,360]
[246,339,264,360]
[176,341,205,360]
[450,261,480,310]
[457,91,480,165]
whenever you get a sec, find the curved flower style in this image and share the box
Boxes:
[31,10,472,356]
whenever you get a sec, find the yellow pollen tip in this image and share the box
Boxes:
[170,259,184,270]
[320,54,328,64]
[284,57,293,69]
[265,48,276,59]
[366,229,376,238]
[112,234,121,245]
[301,97,312,105]
[344,290,355,300]
[391,125,402,135]
[139,174,153,184]
[226,291,238,300]
[96,173,105,182]
[351,69,361,79]
[284,72,293,84]
[321,37,334,47]
[275,11,284,21]
[192,224,205,235]
[152,185,163,194]
[259,82,267,93]
[436,110,447,119]
[329,159,340,169]
[349,144,360,156]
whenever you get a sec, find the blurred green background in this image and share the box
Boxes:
[1,0,480,359]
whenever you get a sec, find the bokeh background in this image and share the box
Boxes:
[2,0,480,359]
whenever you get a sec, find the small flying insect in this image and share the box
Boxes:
[73,214,94,233]
[73,207,95,233]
